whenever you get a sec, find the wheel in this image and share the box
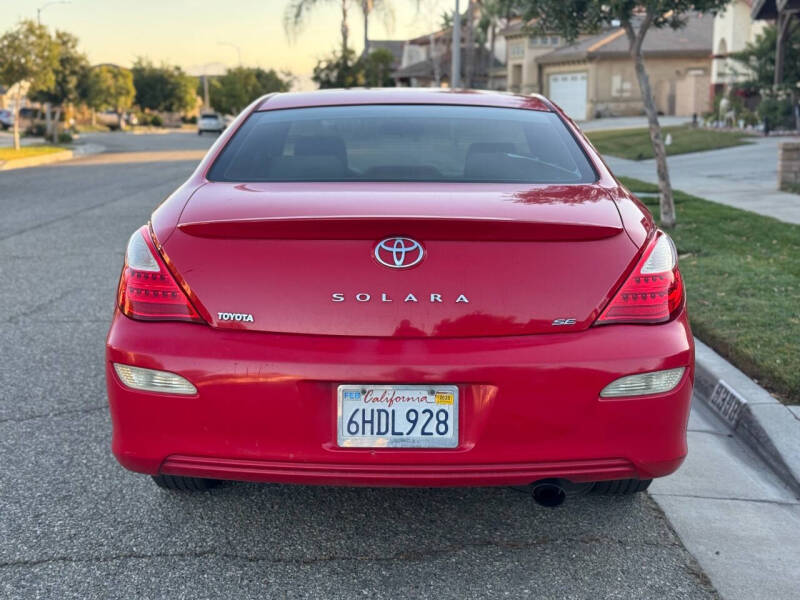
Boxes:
[197,130,202,136]
[590,478,652,495]
[151,474,220,491]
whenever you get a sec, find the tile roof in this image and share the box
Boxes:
[536,13,713,65]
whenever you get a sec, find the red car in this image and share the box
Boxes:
[106,89,692,505]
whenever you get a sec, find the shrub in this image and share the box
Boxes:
[58,132,73,143]
[25,123,47,137]
[758,96,796,130]
[150,114,163,127]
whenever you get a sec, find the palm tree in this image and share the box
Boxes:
[284,0,352,59]
[360,0,395,56]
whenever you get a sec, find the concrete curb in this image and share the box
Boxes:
[0,149,74,171]
[694,338,800,495]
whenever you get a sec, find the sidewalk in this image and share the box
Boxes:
[604,136,800,225]
[578,115,690,131]
[651,397,800,600]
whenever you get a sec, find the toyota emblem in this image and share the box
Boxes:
[374,237,425,269]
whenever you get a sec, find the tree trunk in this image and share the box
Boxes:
[12,87,22,151]
[488,23,497,89]
[626,18,676,228]
[52,107,62,143]
[362,0,369,57]
[45,102,52,137]
[464,0,474,87]
[341,0,350,61]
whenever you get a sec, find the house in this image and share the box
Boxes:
[364,39,406,70]
[711,0,767,95]
[392,40,505,89]
[501,19,569,94]
[501,13,714,121]
[390,8,507,89]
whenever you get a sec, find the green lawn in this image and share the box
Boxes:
[588,126,752,160]
[619,177,800,404]
[0,145,67,161]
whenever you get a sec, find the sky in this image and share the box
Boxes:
[1,0,453,90]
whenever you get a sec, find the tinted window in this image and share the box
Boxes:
[208,105,596,184]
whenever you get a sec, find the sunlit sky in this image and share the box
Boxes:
[1,0,454,89]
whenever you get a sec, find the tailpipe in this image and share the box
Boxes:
[531,480,567,508]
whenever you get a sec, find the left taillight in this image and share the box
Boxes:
[595,230,684,325]
[117,225,204,323]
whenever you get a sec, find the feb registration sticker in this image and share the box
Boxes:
[337,385,459,448]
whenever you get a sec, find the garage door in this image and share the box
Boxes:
[548,72,588,120]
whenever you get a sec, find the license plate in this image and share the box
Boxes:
[337,385,458,448]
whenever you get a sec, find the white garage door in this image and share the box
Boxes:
[548,72,588,120]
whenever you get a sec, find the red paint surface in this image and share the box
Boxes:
[108,89,690,487]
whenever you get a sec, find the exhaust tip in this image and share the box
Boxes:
[532,481,567,508]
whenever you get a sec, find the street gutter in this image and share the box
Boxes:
[694,337,800,496]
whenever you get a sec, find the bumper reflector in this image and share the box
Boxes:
[113,363,197,395]
[600,367,685,398]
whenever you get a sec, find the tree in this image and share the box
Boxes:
[29,30,89,142]
[464,0,476,87]
[285,0,353,60]
[362,47,396,86]
[209,67,291,115]
[131,59,197,114]
[360,0,395,55]
[0,20,59,150]
[731,25,800,91]
[86,65,135,129]
[730,24,800,131]
[312,48,364,88]
[517,1,732,228]
[311,46,395,89]
[478,0,517,88]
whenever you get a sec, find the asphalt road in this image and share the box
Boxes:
[0,132,717,599]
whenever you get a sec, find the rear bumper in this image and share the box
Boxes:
[106,311,694,487]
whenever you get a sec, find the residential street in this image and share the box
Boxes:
[1,131,798,599]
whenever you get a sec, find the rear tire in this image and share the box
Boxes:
[151,474,220,491]
[591,478,652,495]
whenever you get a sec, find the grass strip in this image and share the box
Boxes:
[588,126,752,160]
[618,176,800,404]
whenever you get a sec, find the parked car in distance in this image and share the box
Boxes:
[96,110,137,129]
[0,109,13,130]
[198,112,225,135]
[107,89,693,505]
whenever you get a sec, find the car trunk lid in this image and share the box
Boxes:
[162,182,636,337]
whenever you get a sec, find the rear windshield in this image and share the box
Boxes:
[201,113,219,119]
[207,104,596,183]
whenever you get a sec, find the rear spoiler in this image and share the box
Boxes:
[178,216,623,242]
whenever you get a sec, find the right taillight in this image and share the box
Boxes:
[595,231,684,325]
[117,226,204,323]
